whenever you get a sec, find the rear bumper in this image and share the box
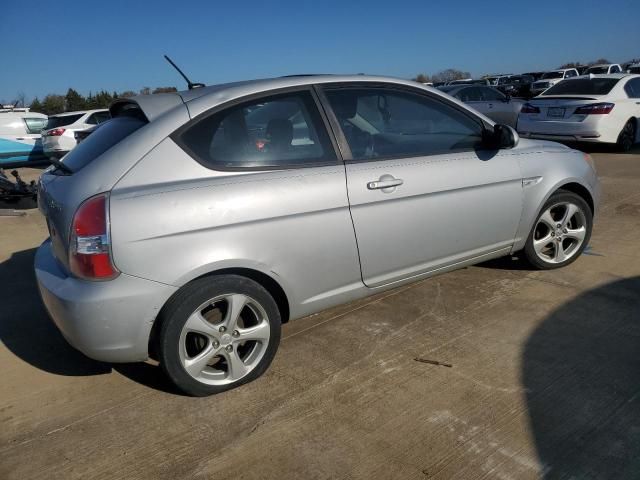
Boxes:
[518,118,613,143]
[43,136,76,157]
[35,239,177,363]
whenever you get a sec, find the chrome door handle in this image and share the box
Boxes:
[367,175,403,191]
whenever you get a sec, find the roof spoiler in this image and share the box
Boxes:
[110,93,184,123]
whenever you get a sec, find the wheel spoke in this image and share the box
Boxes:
[222,348,248,381]
[561,203,579,226]
[533,235,553,255]
[183,343,217,377]
[554,243,567,263]
[223,294,248,331]
[184,310,218,336]
[565,226,586,242]
[538,209,555,229]
[238,321,270,342]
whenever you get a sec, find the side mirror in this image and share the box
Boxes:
[484,124,519,149]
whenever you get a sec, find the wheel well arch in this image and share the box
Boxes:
[148,267,291,360]
[556,182,594,214]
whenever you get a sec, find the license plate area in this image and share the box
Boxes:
[547,107,566,119]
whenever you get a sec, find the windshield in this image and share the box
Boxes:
[542,78,619,96]
[46,114,83,129]
[542,71,563,79]
[497,77,511,85]
[586,66,608,74]
[61,116,146,171]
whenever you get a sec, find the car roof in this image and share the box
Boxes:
[114,74,497,125]
[587,63,618,68]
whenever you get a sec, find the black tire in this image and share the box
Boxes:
[524,190,593,270]
[158,275,281,397]
[617,120,636,153]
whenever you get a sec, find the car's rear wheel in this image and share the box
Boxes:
[524,191,592,270]
[158,275,281,396]
[617,120,636,152]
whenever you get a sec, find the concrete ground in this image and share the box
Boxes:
[1,147,639,479]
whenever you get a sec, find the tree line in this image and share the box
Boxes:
[28,86,177,116]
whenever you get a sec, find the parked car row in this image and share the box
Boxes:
[518,74,640,152]
[0,107,110,167]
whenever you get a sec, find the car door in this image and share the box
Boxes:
[319,84,523,287]
[479,87,519,127]
[0,115,47,163]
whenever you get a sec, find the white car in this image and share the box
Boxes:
[627,63,640,74]
[0,107,48,167]
[530,69,579,96]
[518,74,640,151]
[584,64,622,75]
[42,109,110,158]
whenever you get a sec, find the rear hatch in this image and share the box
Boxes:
[38,93,187,272]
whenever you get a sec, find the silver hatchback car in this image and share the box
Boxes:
[35,75,600,396]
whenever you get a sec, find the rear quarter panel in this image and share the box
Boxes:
[109,138,364,320]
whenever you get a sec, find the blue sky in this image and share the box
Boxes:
[1,0,638,102]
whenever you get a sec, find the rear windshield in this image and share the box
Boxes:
[23,117,48,134]
[586,66,608,74]
[46,114,83,129]
[541,71,563,79]
[61,116,146,171]
[542,78,619,96]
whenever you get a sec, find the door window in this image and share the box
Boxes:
[324,87,484,160]
[478,87,505,102]
[176,91,337,169]
[458,87,482,102]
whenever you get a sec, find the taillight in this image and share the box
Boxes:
[45,128,66,136]
[521,103,540,114]
[574,103,615,115]
[69,193,119,280]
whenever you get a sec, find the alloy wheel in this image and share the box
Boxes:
[178,293,271,385]
[532,202,587,264]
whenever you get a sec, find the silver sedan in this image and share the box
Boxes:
[439,85,524,128]
[35,75,600,396]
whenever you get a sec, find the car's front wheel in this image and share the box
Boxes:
[524,190,593,270]
[158,275,281,396]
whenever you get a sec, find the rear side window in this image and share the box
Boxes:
[625,79,640,98]
[86,111,111,125]
[325,87,484,160]
[23,117,47,134]
[543,78,619,96]
[61,116,147,171]
[46,114,83,129]
[176,91,336,170]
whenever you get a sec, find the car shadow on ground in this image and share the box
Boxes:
[523,276,640,478]
[0,247,184,395]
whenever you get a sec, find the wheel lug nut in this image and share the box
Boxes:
[225,345,233,352]
[232,330,240,337]
[219,326,226,333]
[563,228,567,233]
[557,223,561,228]
[213,340,220,348]
[551,232,555,236]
